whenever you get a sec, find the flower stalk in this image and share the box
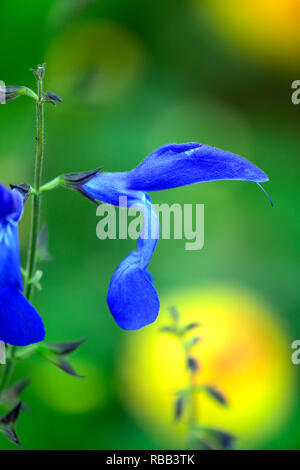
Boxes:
[24,64,45,302]
[161,308,235,450]
[0,65,46,398]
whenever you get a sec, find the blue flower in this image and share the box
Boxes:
[0,184,45,346]
[76,142,270,330]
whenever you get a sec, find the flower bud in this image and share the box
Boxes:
[44,91,63,105]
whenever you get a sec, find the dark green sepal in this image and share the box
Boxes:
[37,338,86,378]
[202,386,227,406]
[62,167,103,186]
[44,92,63,105]
[0,402,23,447]
[43,338,87,356]
[10,183,31,204]
[187,356,199,373]
[1,379,30,403]
[174,396,184,420]
[61,167,103,205]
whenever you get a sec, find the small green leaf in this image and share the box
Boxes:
[14,344,37,359]
[202,428,236,450]
[38,348,83,378]
[195,439,213,450]
[174,396,184,420]
[1,379,30,402]
[184,336,201,351]
[1,426,22,447]
[182,323,201,333]
[42,338,87,356]
[0,402,23,446]
[168,306,180,323]
[38,338,86,377]
[29,270,43,291]
[0,401,22,425]
[187,357,199,373]
[49,356,83,378]
[160,326,177,334]
[203,386,227,406]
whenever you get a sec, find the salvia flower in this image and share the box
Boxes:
[65,142,270,330]
[0,184,45,346]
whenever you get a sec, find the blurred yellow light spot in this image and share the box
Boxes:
[33,358,106,414]
[200,0,300,66]
[119,286,295,449]
[46,20,145,105]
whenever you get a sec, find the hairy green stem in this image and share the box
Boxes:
[183,344,198,432]
[24,72,45,300]
[40,176,61,192]
[0,66,45,397]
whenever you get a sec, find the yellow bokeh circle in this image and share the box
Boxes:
[199,0,300,66]
[119,286,295,449]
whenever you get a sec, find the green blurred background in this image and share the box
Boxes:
[0,0,299,450]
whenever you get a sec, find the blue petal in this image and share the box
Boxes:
[10,189,24,222]
[0,221,23,291]
[125,142,269,191]
[84,174,162,329]
[0,184,24,291]
[83,142,269,203]
[83,172,139,206]
[0,184,23,222]
[0,184,15,220]
[0,286,45,346]
[0,184,44,346]
[107,195,160,329]
[107,251,160,330]
[133,194,159,269]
